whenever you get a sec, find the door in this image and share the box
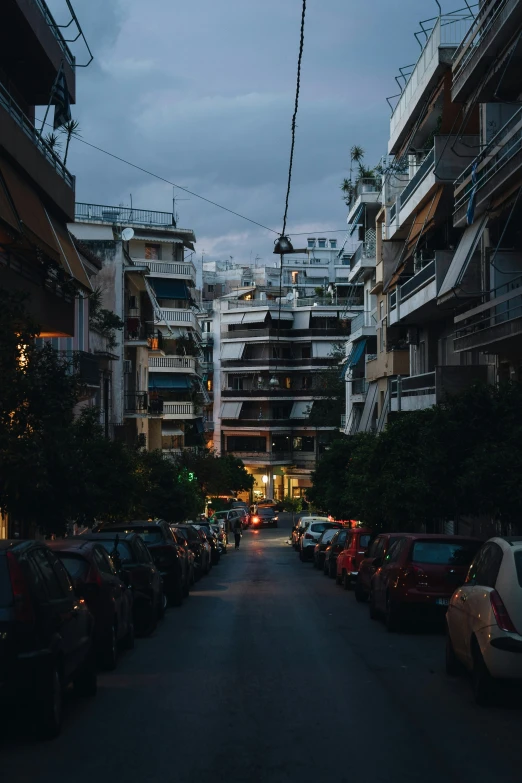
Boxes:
[360,537,384,593]
[333,530,349,574]
[374,538,407,612]
[94,546,127,639]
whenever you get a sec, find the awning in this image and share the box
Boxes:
[134,234,182,243]
[150,278,189,299]
[438,215,488,302]
[221,342,245,360]
[405,187,444,256]
[338,359,349,380]
[0,173,21,235]
[241,311,267,324]
[69,224,114,241]
[161,425,184,435]
[311,309,337,318]
[221,287,256,299]
[222,313,244,325]
[349,204,364,235]
[305,268,329,278]
[270,310,294,321]
[290,401,311,418]
[47,214,92,291]
[347,339,367,367]
[221,402,242,418]
[149,374,191,389]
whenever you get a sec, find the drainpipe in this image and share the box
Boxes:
[397,375,402,412]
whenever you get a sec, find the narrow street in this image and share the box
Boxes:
[3,516,521,783]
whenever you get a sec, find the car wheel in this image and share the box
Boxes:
[134,597,157,637]
[73,650,98,698]
[445,633,462,677]
[169,576,184,607]
[472,640,495,706]
[354,583,367,602]
[299,549,305,562]
[369,589,378,620]
[100,621,118,670]
[122,620,135,651]
[158,590,167,618]
[343,572,352,591]
[33,664,62,739]
[385,595,400,633]
[323,560,329,576]
[335,569,342,585]
[329,560,336,579]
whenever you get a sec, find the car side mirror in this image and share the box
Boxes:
[373,557,383,569]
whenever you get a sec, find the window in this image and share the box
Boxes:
[97,540,134,564]
[329,239,337,249]
[307,238,316,249]
[58,554,89,581]
[227,436,266,452]
[284,377,292,390]
[94,547,116,575]
[370,538,384,558]
[379,326,384,353]
[204,349,212,363]
[203,321,212,333]
[31,549,65,600]
[207,285,214,293]
[134,538,153,563]
[379,301,384,320]
[336,530,348,547]
[301,346,311,359]
[292,436,315,452]
[318,238,327,248]
[467,543,503,587]
[412,540,481,567]
[272,435,290,452]
[301,376,311,389]
[291,271,298,284]
[230,376,244,390]
[52,556,74,594]
[207,378,213,392]
[385,538,406,564]
[145,244,161,260]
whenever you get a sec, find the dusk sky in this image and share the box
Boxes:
[46,1,469,263]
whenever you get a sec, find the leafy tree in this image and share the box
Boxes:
[133,450,204,522]
[176,449,253,497]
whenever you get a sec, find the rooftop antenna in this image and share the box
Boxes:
[173,186,190,227]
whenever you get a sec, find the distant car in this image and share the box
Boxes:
[173,524,211,578]
[253,498,283,513]
[292,516,329,549]
[335,528,373,588]
[0,540,96,739]
[49,539,134,670]
[170,528,196,590]
[446,536,522,705]
[193,523,221,565]
[354,532,404,602]
[313,527,341,571]
[84,531,165,636]
[251,507,278,528]
[323,528,351,578]
[213,508,247,533]
[299,521,341,562]
[369,534,482,631]
[95,520,184,607]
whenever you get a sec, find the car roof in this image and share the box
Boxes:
[83,531,136,541]
[395,534,482,541]
[99,520,163,529]
[0,539,44,552]
[47,539,97,553]
[489,536,522,550]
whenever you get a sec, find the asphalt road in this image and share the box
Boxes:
[3,516,522,782]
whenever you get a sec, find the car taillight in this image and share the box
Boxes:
[7,552,35,624]
[252,516,259,523]
[402,565,428,586]
[304,533,314,540]
[490,590,518,634]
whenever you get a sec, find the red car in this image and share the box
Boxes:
[354,532,405,602]
[369,534,482,631]
[49,539,134,669]
[335,528,373,589]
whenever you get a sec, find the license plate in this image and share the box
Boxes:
[436,598,449,606]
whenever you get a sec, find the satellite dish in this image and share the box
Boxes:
[121,227,134,241]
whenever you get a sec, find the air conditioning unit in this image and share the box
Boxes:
[406,327,419,346]
[123,360,132,374]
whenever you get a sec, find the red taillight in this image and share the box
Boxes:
[252,516,259,524]
[490,590,518,634]
[304,533,314,540]
[402,565,428,586]
[7,552,35,624]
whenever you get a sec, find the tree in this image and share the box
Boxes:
[308,343,346,427]
[133,451,204,523]
[176,449,253,498]
[60,119,81,167]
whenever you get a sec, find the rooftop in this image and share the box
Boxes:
[74,203,196,241]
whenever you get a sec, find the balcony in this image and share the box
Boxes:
[389,13,474,154]
[77,351,100,387]
[388,258,439,326]
[390,365,490,411]
[124,392,164,417]
[346,178,381,225]
[347,242,376,283]
[163,402,197,419]
[221,327,348,340]
[0,80,75,219]
[142,260,197,284]
[203,419,214,431]
[454,108,522,228]
[453,274,522,353]
[350,378,368,403]
[294,296,363,308]
[224,451,293,465]
[148,356,197,373]
[222,388,318,399]
[154,308,200,332]
[349,311,377,340]
[366,348,410,383]
[75,203,175,227]
[452,0,522,103]
[124,320,161,347]
[221,357,337,369]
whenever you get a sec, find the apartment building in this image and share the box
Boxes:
[0,1,92,334]
[203,287,363,500]
[71,203,204,452]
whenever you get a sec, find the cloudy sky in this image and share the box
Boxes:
[46,0,468,263]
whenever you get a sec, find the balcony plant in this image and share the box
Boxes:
[89,288,124,350]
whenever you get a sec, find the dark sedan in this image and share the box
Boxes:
[251,508,278,528]
[313,527,341,570]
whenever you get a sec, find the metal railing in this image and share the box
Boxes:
[453,0,514,88]
[399,148,435,210]
[0,81,74,188]
[75,203,175,226]
[34,0,75,66]
[399,259,436,301]
[149,356,196,370]
[352,241,376,267]
[124,392,164,415]
[454,276,522,343]
[455,107,522,213]
[227,300,292,309]
[340,414,346,428]
[352,379,369,396]
[295,296,363,307]
[390,201,397,223]
[163,402,194,417]
[390,372,436,398]
[355,178,381,199]
[145,261,197,278]
[366,353,378,362]
[350,311,377,331]
[389,290,397,311]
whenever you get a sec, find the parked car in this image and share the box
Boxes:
[292,516,329,549]
[210,523,228,554]
[0,540,97,739]
[252,498,283,513]
[170,527,195,594]
[250,507,279,528]
[369,534,482,631]
[354,532,404,602]
[49,539,134,670]
[299,521,341,562]
[212,507,247,534]
[335,528,373,588]
[446,536,522,704]
[84,531,165,636]
[313,527,341,571]
[95,520,184,607]
[193,523,221,565]
[323,527,352,578]
[173,524,211,578]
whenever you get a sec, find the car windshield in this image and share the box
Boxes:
[359,534,372,548]
[514,551,522,587]
[0,557,12,607]
[176,526,198,542]
[58,553,89,580]
[320,529,338,544]
[214,513,228,520]
[310,523,339,534]
[411,540,481,566]
[96,540,133,563]
[258,509,274,517]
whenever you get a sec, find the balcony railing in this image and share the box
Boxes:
[399,149,435,210]
[75,203,175,227]
[77,351,100,387]
[390,372,436,398]
[355,178,381,200]
[227,300,292,309]
[295,296,363,307]
[454,274,522,350]
[145,261,197,279]
[155,308,200,331]
[163,402,195,417]
[352,241,377,268]
[34,0,75,66]
[454,107,522,215]
[399,259,436,302]
[124,392,164,415]
[149,356,197,371]
[452,0,516,92]
[351,379,368,396]
[0,81,74,188]
[350,311,377,332]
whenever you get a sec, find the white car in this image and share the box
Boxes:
[446,536,522,704]
[298,519,337,561]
